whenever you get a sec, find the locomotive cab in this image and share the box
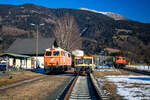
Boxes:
[74,56,94,75]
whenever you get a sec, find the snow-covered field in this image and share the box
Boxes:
[97,75,150,100]
[95,64,150,71]
[129,65,150,71]
[96,68,118,72]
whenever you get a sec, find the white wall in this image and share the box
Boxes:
[7,56,44,69]
[27,58,31,69]
[8,57,31,69]
[16,59,21,68]
[9,58,13,66]
[38,56,44,68]
[31,56,44,68]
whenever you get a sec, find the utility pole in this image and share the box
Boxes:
[30,23,44,68]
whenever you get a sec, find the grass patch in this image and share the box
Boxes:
[0,75,71,100]
[93,69,141,78]
[0,71,43,86]
[101,80,122,100]
[93,68,147,100]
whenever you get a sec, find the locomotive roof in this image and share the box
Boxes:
[6,38,55,55]
[45,47,64,51]
[45,47,70,53]
[74,56,93,58]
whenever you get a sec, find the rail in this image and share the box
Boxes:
[90,74,103,100]
[64,75,79,100]
[58,74,103,100]
[122,67,150,76]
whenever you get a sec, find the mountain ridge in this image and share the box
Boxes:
[79,8,128,20]
[0,4,150,61]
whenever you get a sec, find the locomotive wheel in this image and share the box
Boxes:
[44,69,50,74]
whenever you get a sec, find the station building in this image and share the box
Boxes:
[0,38,55,69]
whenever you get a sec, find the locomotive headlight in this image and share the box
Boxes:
[50,58,55,62]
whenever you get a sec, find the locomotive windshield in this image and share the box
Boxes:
[46,51,51,56]
[84,59,92,64]
[76,59,83,64]
[53,51,60,56]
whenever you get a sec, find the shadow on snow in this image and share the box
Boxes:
[129,77,150,81]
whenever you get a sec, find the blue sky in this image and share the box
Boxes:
[0,0,150,23]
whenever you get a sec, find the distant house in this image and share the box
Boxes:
[105,48,121,56]
[3,38,55,69]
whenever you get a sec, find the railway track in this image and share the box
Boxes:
[57,74,102,100]
[122,67,150,76]
[0,75,46,90]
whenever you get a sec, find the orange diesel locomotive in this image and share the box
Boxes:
[44,47,71,74]
[113,56,127,68]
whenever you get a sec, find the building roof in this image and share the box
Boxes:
[105,48,120,54]
[0,53,30,58]
[6,38,55,55]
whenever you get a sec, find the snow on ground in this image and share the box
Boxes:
[104,75,150,100]
[96,68,118,72]
[129,65,150,71]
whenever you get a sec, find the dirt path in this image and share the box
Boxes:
[0,72,71,100]
[0,71,43,86]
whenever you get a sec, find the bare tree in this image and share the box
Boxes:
[53,14,81,51]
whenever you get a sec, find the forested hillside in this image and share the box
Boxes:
[0,4,150,61]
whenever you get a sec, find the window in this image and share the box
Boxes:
[76,59,83,64]
[61,51,64,56]
[64,52,68,57]
[46,52,51,56]
[53,51,60,56]
[68,54,71,57]
[117,58,120,60]
[84,59,92,64]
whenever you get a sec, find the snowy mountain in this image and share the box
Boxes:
[79,8,128,20]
